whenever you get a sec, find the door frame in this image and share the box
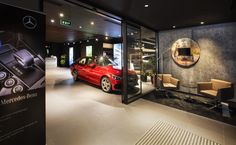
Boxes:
[122,20,144,104]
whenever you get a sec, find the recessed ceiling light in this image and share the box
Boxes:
[73,42,75,44]
[59,13,64,18]
[50,19,55,23]
[67,43,70,45]
[144,4,149,8]
[79,26,82,29]
[90,21,94,25]
[173,25,176,28]
[87,40,89,42]
[131,32,134,35]
[200,21,205,25]
[80,41,82,43]
[95,38,99,41]
[105,36,108,40]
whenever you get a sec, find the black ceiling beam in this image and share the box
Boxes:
[74,0,158,32]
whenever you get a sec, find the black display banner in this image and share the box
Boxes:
[0,3,45,145]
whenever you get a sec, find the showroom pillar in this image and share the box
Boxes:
[121,20,128,104]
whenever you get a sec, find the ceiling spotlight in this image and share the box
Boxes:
[95,38,99,41]
[144,4,149,8]
[131,32,134,35]
[50,19,55,23]
[105,36,108,40]
[87,40,89,42]
[80,41,82,43]
[173,25,176,28]
[59,13,64,18]
[79,26,82,29]
[73,42,75,44]
[67,43,70,45]
[90,21,95,25]
[200,21,205,25]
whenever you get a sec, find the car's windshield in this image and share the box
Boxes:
[96,56,118,67]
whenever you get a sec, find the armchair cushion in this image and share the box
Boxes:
[163,83,177,88]
[200,90,217,98]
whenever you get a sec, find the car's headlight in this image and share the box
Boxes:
[112,74,122,80]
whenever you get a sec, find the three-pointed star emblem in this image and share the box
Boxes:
[22,16,37,29]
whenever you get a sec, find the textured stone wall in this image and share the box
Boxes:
[158,22,236,98]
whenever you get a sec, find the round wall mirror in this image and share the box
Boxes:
[171,38,200,67]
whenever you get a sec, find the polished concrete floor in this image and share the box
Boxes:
[46,67,236,145]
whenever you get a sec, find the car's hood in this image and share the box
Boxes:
[106,65,137,76]
[106,65,122,76]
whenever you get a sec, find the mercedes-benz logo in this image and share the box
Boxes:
[22,16,37,29]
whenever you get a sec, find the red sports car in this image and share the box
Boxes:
[70,56,138,92]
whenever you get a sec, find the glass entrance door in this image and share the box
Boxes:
[140,27,156,94]
[126,24,142,100]
[122,22,157,103]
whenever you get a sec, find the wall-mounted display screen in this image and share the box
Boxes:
[69,47,74,65]
[86,45,92,57]
[178,48,191,56]
[171,38,200,67]
[113,43,122,70]
[103,43,113,49]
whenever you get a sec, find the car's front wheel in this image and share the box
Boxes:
[72,70,79,81]
[101,77,112,93]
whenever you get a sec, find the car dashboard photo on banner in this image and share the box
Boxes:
[0,3,45,145]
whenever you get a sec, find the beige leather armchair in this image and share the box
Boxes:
[157,74,180,90]
[197,79,234,102]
